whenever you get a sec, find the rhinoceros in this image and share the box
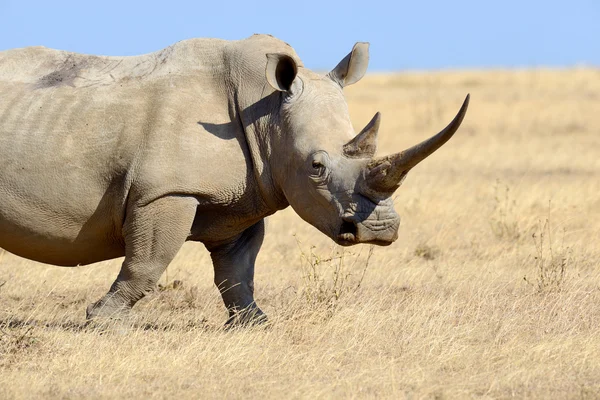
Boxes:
[0,34,468,324]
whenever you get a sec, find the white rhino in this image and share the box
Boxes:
[0,34,468,324]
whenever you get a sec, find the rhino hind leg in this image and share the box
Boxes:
[208,219,267,326]
[86,195,198,320]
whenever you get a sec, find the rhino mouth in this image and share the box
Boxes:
[337,220,358,245]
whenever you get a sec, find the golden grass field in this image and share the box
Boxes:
[1,68,599,399]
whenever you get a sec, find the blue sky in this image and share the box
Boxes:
[0,0,597,71]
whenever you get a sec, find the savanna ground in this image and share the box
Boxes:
[1,68,599,399]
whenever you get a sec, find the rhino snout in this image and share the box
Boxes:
[336,210,400,246]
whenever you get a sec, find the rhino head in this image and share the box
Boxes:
[264,43,469,246]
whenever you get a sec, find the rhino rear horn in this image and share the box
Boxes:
[343,112,381,158]
[328,42,370,87]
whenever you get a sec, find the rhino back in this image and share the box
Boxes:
[0,38,230,88]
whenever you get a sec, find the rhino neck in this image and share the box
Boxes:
[224,36,302,212]
[234,91,289,212]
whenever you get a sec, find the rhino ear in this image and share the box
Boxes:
[266,53,298,92]
[328,42,369,88]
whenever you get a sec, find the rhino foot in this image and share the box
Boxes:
[86,297,131,321]
[224,306,268,328]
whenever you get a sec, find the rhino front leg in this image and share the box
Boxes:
[207,219,267,326]
[86,195,197,320]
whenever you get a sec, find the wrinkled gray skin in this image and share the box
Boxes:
[0,34,468,325]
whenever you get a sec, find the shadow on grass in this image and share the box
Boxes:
[0,316,215,334]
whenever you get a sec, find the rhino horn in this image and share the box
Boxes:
[343,112,381,158]
[366,94,470,193]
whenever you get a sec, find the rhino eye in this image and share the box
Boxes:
[309,150,330,181]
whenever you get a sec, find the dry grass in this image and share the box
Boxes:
[1,68,600,398]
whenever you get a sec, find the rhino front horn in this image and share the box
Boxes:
[366,94,470,193]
